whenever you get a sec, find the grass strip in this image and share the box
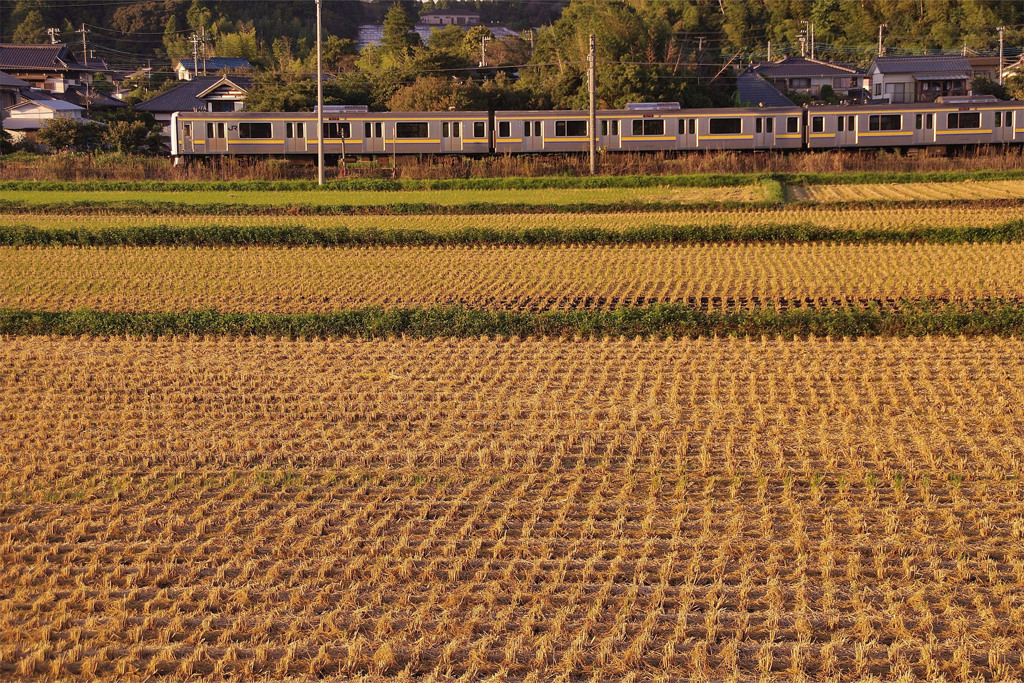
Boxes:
[2,301,1022,338]
[0,199,771,216]
[3,220,1024,247]
[4,169,1024,192]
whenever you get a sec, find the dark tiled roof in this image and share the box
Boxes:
[0,43,108,72]
[753,56,862,78]
[737,71,794,107]
[176,58,252,72]
[0,70,31,88]
[135,75,251,113]
[871,55,970,74]
[56,85,128,109]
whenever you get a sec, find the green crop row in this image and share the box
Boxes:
[3,219,1023,247]
[0,198,772,216]
[3,301,1023,339]
[3,169,1023,193]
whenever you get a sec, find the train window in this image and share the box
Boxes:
[787,117,798,133]
[374,122,382,138]
[631,119,664,136]
[396,122,429,138]
[838,117,844,132]
[452,122,460,137]
[364,122,371,138]
[525,121,532,137]
[915,114,922,130]
[926,114,933,129]
[766,118,773,133]
[811,117,823,133]
[183,124,192,138]
[947,112,980,129]
[206,123,214,138]
[848,116,855,131]
[869,114,902,131]
[239,122,272,139]
[1006,111,1013,127]
[287,122,293,138]
[610,120,618,135]
[498,121,511,138]
[555,120,587,136]
[442,122,450,137]
[601,121,607,136]
[323,122,350,139]
[474,121,485,137]
[708,118,741,135]
[677,119,683,135]
[688,119,695,135]
[996,112,1002,127]
[756,118,762,134]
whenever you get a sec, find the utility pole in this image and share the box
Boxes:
[588,34,596,176]
[189,33,200,79]
[316,0,324,186]
[77,24,89,66]
[878,24,888,57]
[810,22,815,60]
[800,21,809,57]
[998,26,1006,85]
[479,35,491,67]
[46,27,60,45]
[201,26,207,75]
[767,40,771,62]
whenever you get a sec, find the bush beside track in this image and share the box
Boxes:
[3,301,1024,338]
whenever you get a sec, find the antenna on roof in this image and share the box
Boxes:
[46,28,61,45]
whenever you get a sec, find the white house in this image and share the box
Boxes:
[867,55,972,103]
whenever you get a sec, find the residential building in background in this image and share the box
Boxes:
[868,55,972,103]
[0,43,110,94]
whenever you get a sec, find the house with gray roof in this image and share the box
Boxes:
[867,55,972,103]
[736,71,794,107]
[750,56,865,101]
[135,74,251,134]
[0,43,110,95]
[1,70,30,116]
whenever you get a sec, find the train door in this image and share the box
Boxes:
[285,121,306,153]
[441,120,462,152]
[363,120,384,153]
[754,116,775,148]
[678,117,697,151]
[600,118,620,150]
[836,114,857,147]
[995,109,1014,143]
[912,112,935,144]
[205,121,226,153]
[522,119,543,152]
[180,122,195,153]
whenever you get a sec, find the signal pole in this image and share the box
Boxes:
[316,0,325,186]
[998,26,1006,85]
[588,34,596,176]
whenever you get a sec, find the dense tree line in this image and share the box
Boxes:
[6,0,1024,112]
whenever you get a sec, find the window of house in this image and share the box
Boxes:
[396,122,429,138]
[210,100,234,112]
[874,82,882,96]
[474,121,485,137]
[708,118,742,135]
[869,114,902,131]
[498,121,511,138]
[790,77,810,89]
[787,117,799,133]
[811,116,824,133]
[947,112,980,129]
[322,122,349,139]
[555,120,587,136]
[631,119,665,136]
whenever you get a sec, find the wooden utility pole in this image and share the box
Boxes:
[189,34,200,79]
[588,34,596,176]
[316,0,324,186]
[878,24,888,57]
[78,24,89,65]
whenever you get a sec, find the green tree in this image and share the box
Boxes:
[386,75,486,111]
[13,9,47,43]
[381,3,421,58]
[103,120,154,154]
[37,118,104,153]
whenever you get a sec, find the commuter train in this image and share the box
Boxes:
[170,97,1024,161]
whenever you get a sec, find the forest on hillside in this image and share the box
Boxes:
[4,0,1024,111]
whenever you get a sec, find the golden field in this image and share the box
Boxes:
[3,242,1023,313]
[2,336,1024,680]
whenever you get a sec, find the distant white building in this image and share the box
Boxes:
[4,97,83,130]
[419,9,481,26]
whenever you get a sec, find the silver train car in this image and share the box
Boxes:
[170,98,1024,160]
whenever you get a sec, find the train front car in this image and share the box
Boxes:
[805,97,1024,151]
